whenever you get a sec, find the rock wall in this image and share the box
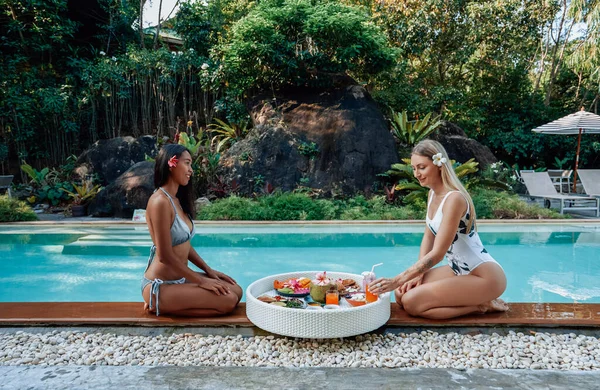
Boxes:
[218,86,399,196]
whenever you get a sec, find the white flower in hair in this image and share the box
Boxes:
[432,152,447,167]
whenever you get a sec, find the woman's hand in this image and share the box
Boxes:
[206,269,237,285]
[369,277,401,295]
[400,275,424,294]
[199,278,231,296]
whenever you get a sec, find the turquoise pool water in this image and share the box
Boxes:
[1,223,599,303]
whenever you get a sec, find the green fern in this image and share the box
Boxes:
[209,118,249,147]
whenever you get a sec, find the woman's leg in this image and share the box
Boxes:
[400,262,507,319]
[193,272,243,302]
[394,265,456,307]
[142,281,240,317]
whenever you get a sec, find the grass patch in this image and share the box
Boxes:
[0,195,38,222]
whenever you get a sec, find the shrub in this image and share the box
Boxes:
[258,193,338,220]
[221,0,396,95]
[472,188,567,219]
[197,189,568,221]
[338,196,424,220]
[0,196,38,222]
[198,193,424,220]
[196,195,259,220]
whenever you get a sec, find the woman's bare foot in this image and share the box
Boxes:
[478,298,509,313]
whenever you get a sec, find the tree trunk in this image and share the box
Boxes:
[139,0,145,49]
[154,0,164,49]
[544,0,574,106]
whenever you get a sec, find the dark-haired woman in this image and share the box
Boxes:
[142,144,242,316]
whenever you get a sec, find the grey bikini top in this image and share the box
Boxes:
[158,187,195,246]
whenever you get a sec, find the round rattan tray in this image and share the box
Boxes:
[246,271,391,338]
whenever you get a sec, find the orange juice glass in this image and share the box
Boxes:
[365,285,378,303]
[325,289,339,305]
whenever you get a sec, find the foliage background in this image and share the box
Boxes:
[2,0,600,180]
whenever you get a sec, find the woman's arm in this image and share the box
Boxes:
[188,247,211,273]
[419,225,435,260]
[398,226,435,292]
[370,193,467,294]
[418,190,434,259]
[189,247,237,284]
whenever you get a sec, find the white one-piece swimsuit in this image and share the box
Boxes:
[426,191,501,276]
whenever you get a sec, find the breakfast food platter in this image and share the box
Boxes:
[246,271,391,338]
[257,275,366,310]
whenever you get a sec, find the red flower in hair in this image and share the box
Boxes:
[168,155,179,168]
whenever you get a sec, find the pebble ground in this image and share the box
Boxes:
[1,329,599,370]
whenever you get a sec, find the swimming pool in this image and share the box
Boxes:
[1,222,599,303]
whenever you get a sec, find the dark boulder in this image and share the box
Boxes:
[88,161,154,218]
[218,85,399,196]
[430,122,497,168]
[75,135,157,184]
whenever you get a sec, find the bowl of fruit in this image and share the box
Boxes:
[273,277,311,297]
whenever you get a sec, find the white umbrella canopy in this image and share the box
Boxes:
[532,108,600,192]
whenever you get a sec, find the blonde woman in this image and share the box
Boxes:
[369,140,508,319]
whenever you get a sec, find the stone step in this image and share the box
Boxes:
[77,234,150,242]
[61,239,152,255]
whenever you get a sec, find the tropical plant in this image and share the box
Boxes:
[35,183,73,206]
[61,180,102,205]
[553,156,570,170]
[459,161,511,192]
[209,118,249,148]
[20,163,50,186]
[19,163,73,205]
[480,161,520,190]
[178,132,202,156]
[389,109,443,147]
[383,161,428,204]
[383,158,509,204]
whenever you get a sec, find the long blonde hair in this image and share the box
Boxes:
[412,140,476,232]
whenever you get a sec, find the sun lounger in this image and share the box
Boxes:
[521,172,599,216]
[547,169,572,193]
[577,170,600,197]
[515,169,534,183]
[0,175,13,198]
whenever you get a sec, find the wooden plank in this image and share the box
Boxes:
[1,302,600,328]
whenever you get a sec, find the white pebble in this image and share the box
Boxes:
[0,330,597,370]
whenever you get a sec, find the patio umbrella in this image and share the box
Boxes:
[532,108,600,193]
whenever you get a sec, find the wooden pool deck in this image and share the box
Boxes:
[1,302,599,328]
